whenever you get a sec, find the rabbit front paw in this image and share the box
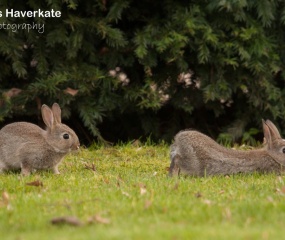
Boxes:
[53,166,60,175]
[21,161,33,176]
[21,167,31,176]
[169,155,181,177]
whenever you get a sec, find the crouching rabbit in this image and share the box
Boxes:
[169,120,285,177]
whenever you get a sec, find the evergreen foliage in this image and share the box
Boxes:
[0,0,285,144]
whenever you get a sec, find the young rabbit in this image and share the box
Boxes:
[169,120,285,177]
[0,103,80,175]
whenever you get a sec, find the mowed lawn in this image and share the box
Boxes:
[0,143,285,240]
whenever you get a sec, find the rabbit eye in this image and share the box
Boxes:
[282,148,285,153]
[63,133,69,139]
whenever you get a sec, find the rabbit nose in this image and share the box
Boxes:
[72,142,80,150]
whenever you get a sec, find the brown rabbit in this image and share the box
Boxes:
[169,120,285,177]
[0,103,80,175]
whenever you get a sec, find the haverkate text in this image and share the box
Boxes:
[0,9,61,18]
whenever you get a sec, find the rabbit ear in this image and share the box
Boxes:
[51,103,62,124]
[265,120,281,139]
[262,119,273,149]
[41,105,54,129]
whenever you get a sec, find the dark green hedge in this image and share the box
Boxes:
[0,0,285,144]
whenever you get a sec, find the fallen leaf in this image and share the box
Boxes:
[64,87,78,96]
[139,183,147,195]
[99,47,109,55]
[26,180,43,187]
[132,139,141,147]
[1,191,12,210]
[262,231,269,240]
[3,88,22,98]
[277,176,284,184]
[103,178,110,184]
[144,200,152,209]
[122,191,130,198]
[173,182,179,190]
[275,187,285,195]
[223,207,232,221]
[2,191,9,205]
[88,214,111,225]
[245,217,253,227]
[51,216,82,226]
[117,175,124,188]
[84,163,97,172]
[202,199,212,205]
[140,188,147,195]
[195,192,202,198]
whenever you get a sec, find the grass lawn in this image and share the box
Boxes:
[0,143,285,240]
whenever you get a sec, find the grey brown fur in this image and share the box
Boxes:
[0,103,80,175]
[169,120,285,177]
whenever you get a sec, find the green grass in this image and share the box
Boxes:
[0,143,285,240]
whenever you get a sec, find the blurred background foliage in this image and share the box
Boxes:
[0,0,285,146]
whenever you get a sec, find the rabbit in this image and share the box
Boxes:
[169,120,285,177]
[0,103,80,175]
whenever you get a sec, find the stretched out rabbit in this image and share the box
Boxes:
[0,103,80,175]
[169,120,285,177]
